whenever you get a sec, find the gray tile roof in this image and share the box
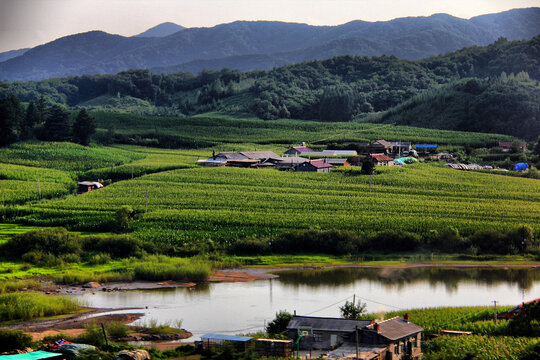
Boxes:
[287,316,372,333]
[240,151,280,160]
[367,317,423,341]
[215,152,249,160]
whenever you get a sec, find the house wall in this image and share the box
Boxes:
[288,330,350,350]
[384,333,422,360]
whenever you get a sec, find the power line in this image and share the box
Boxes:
[305,295,354,315]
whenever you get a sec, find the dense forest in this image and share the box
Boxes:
[1,36,539,139]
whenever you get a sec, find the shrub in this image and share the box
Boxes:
[115,205,133,230]
[83,235,143,258]
[0,328,33,352]
[368,230,421,252]
[1,227,81,258]
[468,230,507,254]
[272,230,365,255]
[105,321,129,338]
[266,310,292,336]
[230,237,270,255]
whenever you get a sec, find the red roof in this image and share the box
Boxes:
[309,159,333,168]
[370,153,394,162]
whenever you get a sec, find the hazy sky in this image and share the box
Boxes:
[1,0,539,52]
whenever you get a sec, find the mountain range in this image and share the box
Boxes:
[0,7,539,81]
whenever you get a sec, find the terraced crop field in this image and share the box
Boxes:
[10,161,539,244]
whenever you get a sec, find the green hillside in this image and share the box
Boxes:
[1,36,539,139]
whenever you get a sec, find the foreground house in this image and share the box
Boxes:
[288,315,423,359]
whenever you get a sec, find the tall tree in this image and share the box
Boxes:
[72,108,96,146]
[20,101,39,140]
[0,96,24,146]
[43,105,71,142]
[319,85,357,122]
[36,95,48,123]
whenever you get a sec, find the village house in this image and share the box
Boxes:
[77,181,104,193]
[349,156,367,167]
[295,159,333,172]
[287,315,423,359]
[499,141,527,152]
[284,145,314,155]
[275,156,308,170]
[390,141,412,156]
[322,150,358,156]
[368,140,393,154]
[370,153,395,166]
[198,151,281,168]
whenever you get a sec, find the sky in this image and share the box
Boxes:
[0,0,539,52]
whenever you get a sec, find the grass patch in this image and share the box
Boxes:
[133,255,211,282]
[0,292,80,322]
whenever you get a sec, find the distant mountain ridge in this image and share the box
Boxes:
[0,48,29,63]
[1,7,539,81]
[135,22,185,37]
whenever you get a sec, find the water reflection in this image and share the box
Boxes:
[77,266,540,339]
[275,267,540,292]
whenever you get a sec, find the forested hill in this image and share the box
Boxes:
[0,7,539,81]
[1,36,539,139]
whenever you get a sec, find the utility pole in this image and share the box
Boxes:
[353,294,355,305]
[37,179,41,200]
[492,301,498,324]
[355,325,359,360]
[131,165,134,179]
[145,189,148,213]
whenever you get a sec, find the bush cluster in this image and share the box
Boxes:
[0,227,158,265]
[228,226,537,256]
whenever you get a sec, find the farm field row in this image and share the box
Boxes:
[93,111,515,147]
[7,161,539,244]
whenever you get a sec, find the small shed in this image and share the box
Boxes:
[199,334,253,353]
[77,181,103,193]
[254,339,293,357]
[325,158,351,167]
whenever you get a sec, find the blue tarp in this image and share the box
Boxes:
[415,144,438,148]
[514,163,528,171]
[201,334,253,342]
[0,351,62,360]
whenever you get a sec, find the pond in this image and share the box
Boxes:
[76,266,540,340]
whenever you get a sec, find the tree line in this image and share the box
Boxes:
[0,96,96,146]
